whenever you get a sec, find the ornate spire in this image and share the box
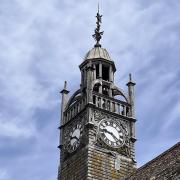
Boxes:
[92,4,104,47]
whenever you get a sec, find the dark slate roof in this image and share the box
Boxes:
[126,142,180,180]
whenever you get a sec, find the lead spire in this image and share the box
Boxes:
[92,4,104,47]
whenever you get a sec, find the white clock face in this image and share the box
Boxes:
[99,119,124,148]
[66,123,83,153]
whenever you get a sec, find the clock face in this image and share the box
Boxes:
[98,119,124,148]
[65,123,83,153]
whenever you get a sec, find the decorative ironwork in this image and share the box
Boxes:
[92,4,104,47]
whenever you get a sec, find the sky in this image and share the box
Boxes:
[0,0,180,179]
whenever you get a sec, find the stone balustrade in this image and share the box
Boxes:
[92,92,130,117]
[63,97,86,124]
[63,93,131,125]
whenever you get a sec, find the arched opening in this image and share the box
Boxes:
[93,84,100,93]
[96,64,99,79]
[114,95,127,102]
[102,85,109,96]
[126,106,130,116]
[102,65,109,81]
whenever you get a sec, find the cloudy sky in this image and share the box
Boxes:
[0,0,180,179]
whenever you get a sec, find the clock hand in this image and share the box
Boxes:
[102,128,111,134]
[70,136,79,141]
[102,128,119,142]
[111,133,119,142]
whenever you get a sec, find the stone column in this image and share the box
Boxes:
[99,62,102,78]
[126,74,136,117]
[99,84,102,94]
[59,81,69,165]
[93,64,96,80]
[109,66,113,82]
[86,63,95,104]
[60,81,69,125]
[109,66,113,97]
[126,74,136,138]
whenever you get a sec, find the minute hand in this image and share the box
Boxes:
[102,128,119,141]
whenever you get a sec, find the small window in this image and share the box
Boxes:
[102,65,109,81]
[96,64,99,79]
[93,95,96,104]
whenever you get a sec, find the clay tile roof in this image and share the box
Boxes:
[126,141,180,179]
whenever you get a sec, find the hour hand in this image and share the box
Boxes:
[111,133,119,142]
[102,128,119,141]
[102,128,114,137]
[70,136,79,141]
[102,128,111,134]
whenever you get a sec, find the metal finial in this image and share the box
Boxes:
[129,74,132,82]
[64,81,67,90]
[92,4,104,47]
[98,2,99,14]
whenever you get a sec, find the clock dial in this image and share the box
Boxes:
[66,123,83,153]
[99,119,124,148]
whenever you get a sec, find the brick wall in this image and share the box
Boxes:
[59,146,88,180]
[87,146,135,180]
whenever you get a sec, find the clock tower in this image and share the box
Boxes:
[58,10,136,180]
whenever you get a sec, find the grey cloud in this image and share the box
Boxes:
[0,0,180,179]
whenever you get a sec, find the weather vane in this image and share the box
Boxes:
[92,4,104,47]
